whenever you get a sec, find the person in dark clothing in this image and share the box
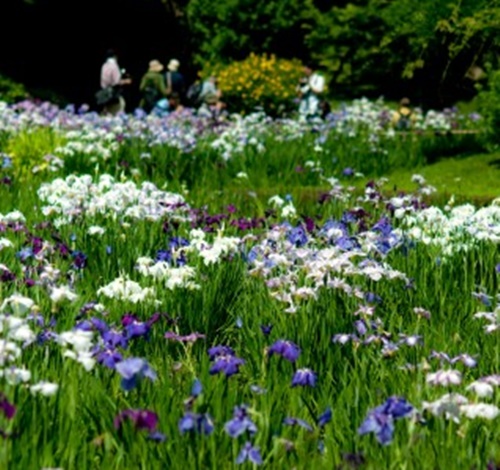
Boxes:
[165,59,186,102]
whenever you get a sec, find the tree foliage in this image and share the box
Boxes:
[186,0,311,64]
[186,0,500,105]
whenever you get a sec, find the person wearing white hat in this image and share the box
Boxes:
[165,58,186,101]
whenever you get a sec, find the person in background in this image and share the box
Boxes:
[139,60,168,113]
[153,92,184,117]
[198,76,225,116]
[297,64,325,119]
[392,97,415,130]
[100,49,132,115]
[165,59,186,101]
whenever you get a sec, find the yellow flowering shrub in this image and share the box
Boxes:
[202,54,305,115]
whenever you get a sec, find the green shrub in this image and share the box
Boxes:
[202,54,306,115]
[0,74,29,103]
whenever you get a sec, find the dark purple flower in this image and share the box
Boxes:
[225,405,257,438]
[291,368,317,387]
[114,408,164,441]
[0,268,15,283]
[317,407,332,427]
[115,358,157,391]
[71,251,87,269]
[260,324,273,336]
[236,442,263,465]
[0,395,16,419]
[114,409,158,432]
[283,417,313,432]
[268,340,300,363]
[178,412,214,435]
[209,354,245,377]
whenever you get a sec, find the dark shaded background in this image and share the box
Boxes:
[1,0,190,110]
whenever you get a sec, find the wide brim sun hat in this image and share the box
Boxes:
[149,60,164,73]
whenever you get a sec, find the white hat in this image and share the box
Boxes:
[168,59,180,72]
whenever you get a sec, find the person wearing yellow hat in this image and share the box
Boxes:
[139,60,169,113]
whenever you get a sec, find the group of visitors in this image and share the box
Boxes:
[97,49,224,117]
[98,50,415,128]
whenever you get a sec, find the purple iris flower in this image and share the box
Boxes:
[287,225,308,247]
[169,237,190,249]
[115,358,157,391]
[209,354,245,377]
[496,263,500,274]
[225,405,257,438]
[155,249,172,263]
[236,442,263,465]
[114,409,158,432]
[71,251,87,269]
[114,408,165,441]
[90,317,109,334]
[317,407,332,427]
[103,329,128,349]
[291,368,317,387]
[0,394,16,419]
[208,345,235,360]
[354,320,368,336]
[283,417,313,432]
[121,314,150,339]
[358,397,413,445]
[260,324,273,336]
[94,347,123,368]
[191,378,203,397]
[178,412,214,435]
[268,340,300,362]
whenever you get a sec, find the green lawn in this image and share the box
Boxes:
[373,151,500,203]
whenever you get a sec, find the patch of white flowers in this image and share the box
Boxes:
[37,174,189,226]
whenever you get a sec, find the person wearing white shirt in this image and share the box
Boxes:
[298,65,325,118]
